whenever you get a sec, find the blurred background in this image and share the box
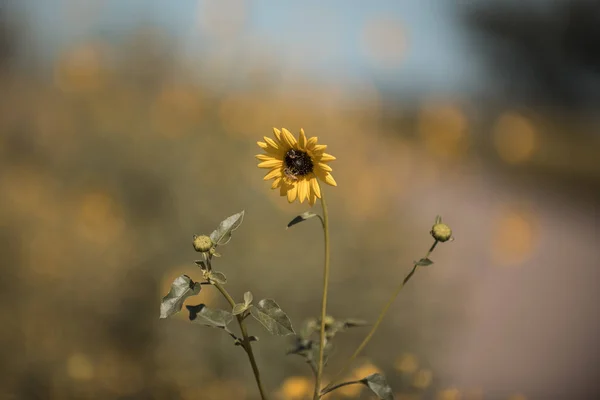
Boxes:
[1,0,599,399]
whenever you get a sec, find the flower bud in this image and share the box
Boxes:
[431,223,452,242]
[193,235,213,252]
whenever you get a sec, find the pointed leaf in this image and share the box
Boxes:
[414,258,434,267]
[250,299,295,336]
[232,303,248,315]
[361,373,395,400]
[342,319,368,329]
[160,275,201,319]
[248,335,259,342]
[287,211,320,229]
[186,304,233,328]
[244,291,253,306]
[209,271,227,285]
[210,211,245,246]
[194,260,207,270]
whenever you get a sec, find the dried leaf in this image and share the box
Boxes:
[209,271,227,284]
[186,304,233,328]
[361,373,395,400]
[250,299,295,336]
[160,275,201,319]
[210,211,244,246]
[232,303,248,315]
[286,211,320,229]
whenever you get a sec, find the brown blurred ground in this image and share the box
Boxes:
[1,2,599,400]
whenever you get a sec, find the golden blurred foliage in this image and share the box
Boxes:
[412,368,433,389]
[277,376,313,400]
[66,353,95,381]
[491,207,538,266]
[361,17,407,68]
[437,387,462,400]
[54,42,109,92]
[493,112,537,165]
[96,351,145,395]
[395,353,419,374]
[182,379,247,400]
[152,85,203,138]
[75,190,125,247]
[418,101,469,161]
[335,361,382,397]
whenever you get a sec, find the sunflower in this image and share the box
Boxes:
[256,128,337,205]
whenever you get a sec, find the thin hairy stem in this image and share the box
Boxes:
[320,379,363,397]
[213,282,269,400]
[313,188,331,400]
[323,240,439,392]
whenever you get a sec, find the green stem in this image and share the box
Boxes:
[322,240,439,393]
[314,189,331,400]
[213,282,269,400]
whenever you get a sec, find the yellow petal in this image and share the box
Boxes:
[263,136,279,149]
[318,153,336,162]
[306,137,318,149]
[255,154,275,161]
[281,128,297,148]
[257,141,268,149]
[264,168,282,180]
[286,183,298,202]
[313,144,327,152]
[273,127,283,144]
[258,159,283,169]
[297,179,309,203]
[298,129,307,149]
[310,177,321,198]
[317,162,333,172]
[324,173,337,186]
[271,177,282,189]
[308,190,317,206]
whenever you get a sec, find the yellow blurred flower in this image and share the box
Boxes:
[256,128,336,205]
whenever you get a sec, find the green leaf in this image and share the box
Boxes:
[160,275,201,319]
[414,258,434,267]
[210,211,245,246]
[186,304,233,328]
[250,299,295,336]
[361,373,395,400]
[232,303,248,315]
[286,211,320,229]
[208,271,227,285]
[243,291,253,306]
[194,259,207,270]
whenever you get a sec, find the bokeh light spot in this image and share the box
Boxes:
[76,191,124,246]
[438,387,461,400]
[395,353,419,374]
[491,207,538,266]
[278,376,312,399]
[419,101,469,161]
[493,112,537,164]
[67,353,94,381]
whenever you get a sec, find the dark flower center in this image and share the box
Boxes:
[284,149,313,177]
